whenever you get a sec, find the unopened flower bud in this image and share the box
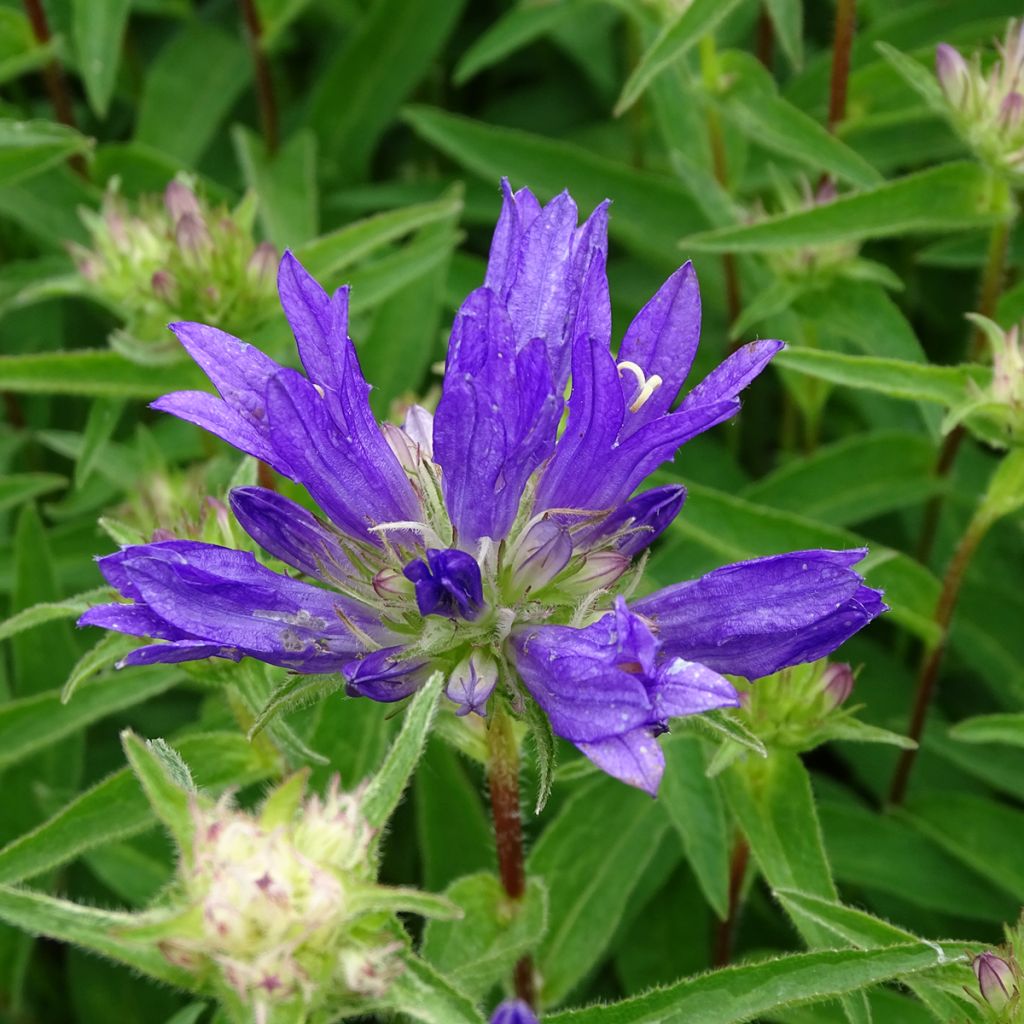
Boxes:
[1001,91,1024,130]
[247,240,277,285]
[936,43,970,107]
[510,520,573,596]
[820,662,854,712]
[974,952,1017,1010]
[151,269,178,303]
[176,212,211,256]
[446,653,499,717]
[372,567,412,601]
[338,944,403,999]
[491,999,540,1024]
[164,180,202,225]
[560,551,630,596]
[292,776,373,873]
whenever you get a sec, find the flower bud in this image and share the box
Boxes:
[164,180,202,225]
[176,212,211,256]
[559,551,630,596]
[338,943,403,999]
[151,269,178,304]
[373,567,413,601]
[510,519,573,596]
[820,662,854,712]
[1001,91,1024,130]
[247,240,277,285]
[446,652,499,717]
[292,776,374,874]
[974,952,1017,1010]
[491,1000,540,1024]
[935,43,970,107]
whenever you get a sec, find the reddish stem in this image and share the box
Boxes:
[827,0,856,133]
[755,5,774,70]
[487,709,536,1006]
[238,0,279,153]
[712,835,750,967]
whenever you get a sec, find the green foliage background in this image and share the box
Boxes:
[2,1,1024,1022]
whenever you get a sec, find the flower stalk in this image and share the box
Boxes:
[827,0,857,133]
[712,834,750,967]
[238,0,280,154]
[487,705,536,1006]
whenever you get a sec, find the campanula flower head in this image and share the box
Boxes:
[80,180,885,795]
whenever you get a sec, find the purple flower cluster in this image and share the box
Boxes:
[81,180,885,794]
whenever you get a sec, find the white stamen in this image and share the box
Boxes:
[616,360,664,413]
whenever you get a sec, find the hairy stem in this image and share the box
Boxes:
[917,212,1013,564]
[487,706,536,1006]
[888,513,993,806]
[238,0,279,153]
[827,0,856,133]
[22,0,86,176]
[712,835,750,968]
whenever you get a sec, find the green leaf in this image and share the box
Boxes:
[0,120,92,186]
[350,884,460,922]
[61,631,138,702]
[0,473,65,513]
[71,0,131,117]
[741,431,940,527]
[0,350,203,398]
[385,954,486,1024]
[524,694,557,815]
[680,163,1003,252]
[979,447,1024,525]
[248,671,346,739]
[135,22,249,164]
[295,192,463,281]
[874,41,947,114]
[528,776,671,1004]
[949,713,1024,747]
[454,0,580,84]
[0,886,196,991]
[120,732,197,860]
[659,734,730,919]
[545,943,967,1024]
[361,673,442,829]
[0,588,108,643]
[232,126,318,247]
[0,667,180,773]
[774,347,983,406]
[403,105,708,262]
[615,0,747,115]
[422,873,548,1000]
[308,0,467,181]
[75,398,123,490]
[764,0,802,69]
[0,732,277,886]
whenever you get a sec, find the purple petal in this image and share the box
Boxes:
[633,549,887,680]
[230,486,352,583]
[79,602,186,640]
[434,289,560,544]
[617,261,701,437]
[119,641,242,668]
[403,548,483,620]
[589,484,687,556]
[652,658,739,720]
[491,999,540,1024]
[679,338,783,411]
[484,179,541,301]
[344,646,426,702]
[277,250,351,390]
[576,729,665,796]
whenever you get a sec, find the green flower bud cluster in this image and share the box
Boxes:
[68,177,278,361]
[936,21,1024,182]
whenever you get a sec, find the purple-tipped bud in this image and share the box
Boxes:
[164,180,202,225]
[1000,91,1024,130]
[151,269,178,303]
[446,653,498,717]
[510,520,573,596]
[560,551,630,596]
[820,662,854,711]
[247,241,277,285]
[372,568,412,601]
[936,43,970,106]
[175,212,211,256]
[491,1000,540,1024]
[973,952,1017,1010]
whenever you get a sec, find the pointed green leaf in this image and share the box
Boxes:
[120,732,196,858]
[0,120,92,186]
[71,0,131,117]
[0,473,65,513]
[385,954,486,1024]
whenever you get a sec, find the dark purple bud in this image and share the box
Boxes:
[164,180,202,224]
[491,1000,539,1024]
[403,548,484,620]
[973,952,1016,1010]
[446,653,498,717]
[151,269,178,303]
[820,662,854,711]
[247,241,277,285]
[936,43,969,106]
[510,520,573,595]
[175,212,211,256]
[344,647,426,703]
